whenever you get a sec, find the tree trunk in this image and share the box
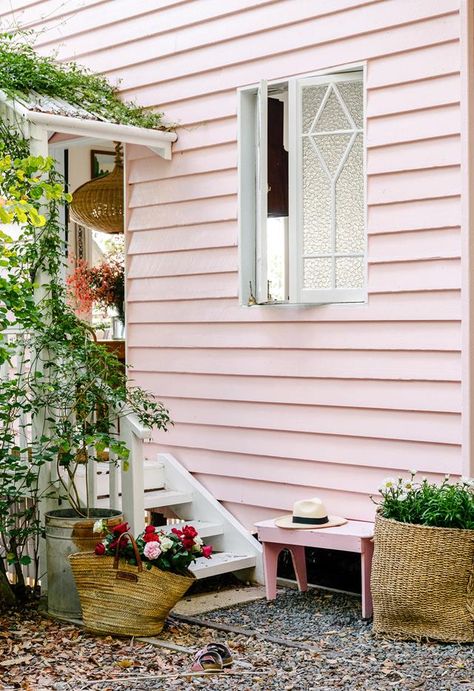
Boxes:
[0,561,15,608]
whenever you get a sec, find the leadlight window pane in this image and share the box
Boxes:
[304,257,333,289]
[302,138,331,257]
[300,76,364,296]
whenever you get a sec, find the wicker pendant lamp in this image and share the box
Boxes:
[70,142,124,234]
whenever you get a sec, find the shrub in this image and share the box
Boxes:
[375,473,474,530]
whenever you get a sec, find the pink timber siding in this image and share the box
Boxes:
[13,0,466,528]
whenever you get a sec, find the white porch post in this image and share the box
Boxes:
[30,124,58,591]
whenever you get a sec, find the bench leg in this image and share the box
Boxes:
[262,543,281,600]
[289,546,308,594]
[361,538,374,619]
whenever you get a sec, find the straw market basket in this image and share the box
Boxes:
[371,514,474,642]
[69,533,194,636]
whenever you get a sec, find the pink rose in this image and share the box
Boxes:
[202,545,213,559]
[143,541,161,560]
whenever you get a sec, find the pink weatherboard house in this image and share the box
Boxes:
[2,0,474,584]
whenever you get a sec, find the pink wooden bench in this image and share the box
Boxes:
[255,518,375,619]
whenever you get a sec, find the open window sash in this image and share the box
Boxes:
[255,79,268,303]
[289,72,366,304]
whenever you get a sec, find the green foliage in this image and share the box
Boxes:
[375,473,474,530]
[0,32,165,130]
[0,119,171,600]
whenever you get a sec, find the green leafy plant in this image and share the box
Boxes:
[0,32,166,130]
[0,119,170,604]
[374,472,474,530]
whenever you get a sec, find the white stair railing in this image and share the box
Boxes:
[118,412,152,534]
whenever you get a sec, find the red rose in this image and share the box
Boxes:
[202,545,213,559]
[94,542,106,555]
[171,528,183,537]
[110,535,128,552]
[113,522,129,535]
[183,525,198,539]
[145,525,156,534]
[143,532,160,543]
[182,537,195,550]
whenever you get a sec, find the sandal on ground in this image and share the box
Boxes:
[191,650,223,672]
[202,642,233,668]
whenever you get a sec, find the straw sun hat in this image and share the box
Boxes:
[274,497,347,529]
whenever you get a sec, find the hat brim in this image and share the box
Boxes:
[274,514,347,529]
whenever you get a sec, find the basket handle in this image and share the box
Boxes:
[113,531,143,573]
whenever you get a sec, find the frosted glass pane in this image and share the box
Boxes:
[303,138,331,255]
[335,257,364,289]
[335,134,364,253]
[302,85,327,133]
[313,133,352,178]
[336,81,363,128]
[314,88,350,132]
[304,257,333,289]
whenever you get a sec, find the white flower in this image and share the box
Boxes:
[403,480,415,492]
[397,493,408,502]
[194,536,203,547]
[444,474,450,481]
[409,469,417,476]
[381,477,397,490]
[460,476,474,487]
[143,541,161,560]
[159,537,173,553]
[93,519,106,534]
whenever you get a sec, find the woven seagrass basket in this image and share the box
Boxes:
[69,144,123,234]
[371,514,474,642]
[69,533,194,636]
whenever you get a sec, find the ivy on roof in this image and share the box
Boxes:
[0,32,165,130]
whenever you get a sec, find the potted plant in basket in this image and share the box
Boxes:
[371,472,474,642]
[69,521,213,636]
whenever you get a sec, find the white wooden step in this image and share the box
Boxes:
[157,519,224,539]
[190,552,256,579]
[143,488,193,510]
[95,488,192,510]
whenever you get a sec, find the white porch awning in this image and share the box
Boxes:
[0,90,176,159]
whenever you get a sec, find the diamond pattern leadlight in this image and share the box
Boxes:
[335,134,364,253]
[313,133,352,177]
[302,138,331,254]
[302,85,327,133]
[300,77,364,296]
[312,87,351,132]
[337,81,363,128]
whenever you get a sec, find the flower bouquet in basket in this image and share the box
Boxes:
[69,521,213,636]
[371,472,474,642]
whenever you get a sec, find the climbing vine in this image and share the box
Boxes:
[0,32,165,130]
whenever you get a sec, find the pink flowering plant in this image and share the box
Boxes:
[92,520,213,576]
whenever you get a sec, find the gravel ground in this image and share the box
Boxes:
[1,588,473,691]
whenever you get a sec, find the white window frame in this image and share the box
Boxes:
[238,64,367,307]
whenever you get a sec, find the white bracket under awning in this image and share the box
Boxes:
[0,90,176,159]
